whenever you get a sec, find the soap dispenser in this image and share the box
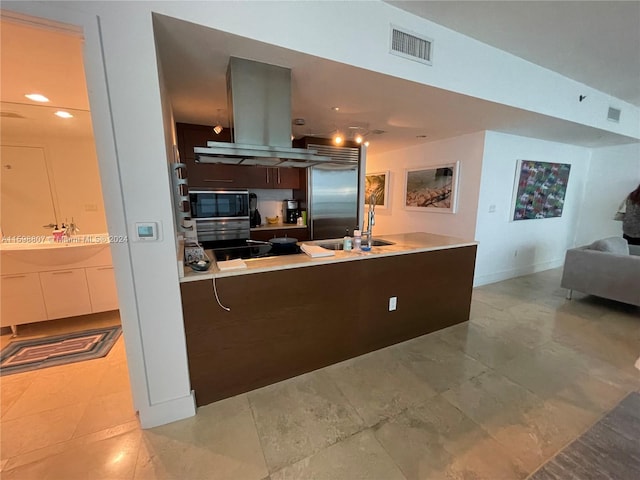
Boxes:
[353,229,362,251]
[343,228,352,251]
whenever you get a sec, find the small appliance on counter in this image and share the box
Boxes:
[283,199,299,224]
[249,193,261,227]
[184,241,206,264]
[184,241,211,271]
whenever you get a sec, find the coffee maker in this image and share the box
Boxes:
[283,199,299,224]
[249,193,261,227]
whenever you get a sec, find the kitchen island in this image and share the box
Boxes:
[179,232,477,407]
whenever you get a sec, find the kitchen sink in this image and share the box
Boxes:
[318,239,395,250]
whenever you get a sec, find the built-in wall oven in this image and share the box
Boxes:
[189,190,249,243]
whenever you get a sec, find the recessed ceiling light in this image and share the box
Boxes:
[416,135,428,138]
[331,106,340,111]
[25,93,49,102]
[55,111,73,119]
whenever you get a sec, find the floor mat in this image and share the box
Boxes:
[0,325,122,375]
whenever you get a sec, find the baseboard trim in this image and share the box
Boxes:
[474,259,564,287]
[138,390,196,428]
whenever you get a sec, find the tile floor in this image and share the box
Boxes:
[1,268,638,479]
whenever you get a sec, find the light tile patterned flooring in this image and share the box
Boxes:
[1,268,638,479]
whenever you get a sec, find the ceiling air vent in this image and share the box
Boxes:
[607,106,621,123]
[390,25,433,65]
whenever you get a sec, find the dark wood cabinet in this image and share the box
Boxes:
[238,166,302,189]
[181,245,477,406]
[176,122,303,190]
[250,227,309,242]
[265,167,302,189]
[176,122,243,188]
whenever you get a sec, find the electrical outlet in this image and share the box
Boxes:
[488,204,496,213]
[389,296,397,311]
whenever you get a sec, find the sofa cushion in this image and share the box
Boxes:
[588,237,629,255]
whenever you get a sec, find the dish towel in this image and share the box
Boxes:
[301,244,335,258]
[217,258,247,271]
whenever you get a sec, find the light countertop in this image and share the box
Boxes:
[180,232,477,283]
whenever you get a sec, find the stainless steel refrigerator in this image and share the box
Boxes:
[307,143,365,240]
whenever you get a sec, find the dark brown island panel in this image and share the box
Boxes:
[180,245,477,407]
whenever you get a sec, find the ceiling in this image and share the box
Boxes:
[0,15,92,139]
[387,1,640,107]
[152,7,639,153]
[2,3,639,153]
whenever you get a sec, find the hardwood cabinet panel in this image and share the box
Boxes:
[39,268,92,320]
[177,122,231,162]
[270,167,300,189]
[181,246,476,406]
[1,273,47,327]
[241,166,271,188]
[86,266,119,312]
[188,163,251,188]
[177,123,305,190]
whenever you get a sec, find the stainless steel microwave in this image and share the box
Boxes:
[189,190,249,242]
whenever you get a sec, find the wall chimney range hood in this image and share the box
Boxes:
[195,57,349,168]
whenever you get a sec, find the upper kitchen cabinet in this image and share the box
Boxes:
[176,122,243,188]
[176,122,233,162]
[176,123,302,189]
[260,166,302,189]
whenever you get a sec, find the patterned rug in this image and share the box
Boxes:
[0,325,122,376]
[529,391,640,479]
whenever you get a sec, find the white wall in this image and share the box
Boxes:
[251,188,294,222]
[574,143,640,246]
[1,134,108,234]
[474,131,591,286]
[4,1,196,427]
[366,132,485,241]
[147,0,639,140]
[5,0,637,428]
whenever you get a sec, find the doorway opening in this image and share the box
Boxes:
[0,11,137,463]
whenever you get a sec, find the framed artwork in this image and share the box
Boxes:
[404,162,459,213]
[511,160,571,221]
[365,171,390,209]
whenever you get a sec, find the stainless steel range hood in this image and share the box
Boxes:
[194,57,338,168]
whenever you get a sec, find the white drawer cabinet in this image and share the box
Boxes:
[39,268,93,320]
[0,273,48,327]
[0,244,119,331]
[86,266,118,312]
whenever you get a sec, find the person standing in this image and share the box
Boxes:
[621,183,640,245]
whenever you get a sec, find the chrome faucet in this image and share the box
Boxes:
[64,218,80,237]
[362,193,376,248]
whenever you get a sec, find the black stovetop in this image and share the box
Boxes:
[205,241,301,262]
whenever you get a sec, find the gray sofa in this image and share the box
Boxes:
[561,237,640,307]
